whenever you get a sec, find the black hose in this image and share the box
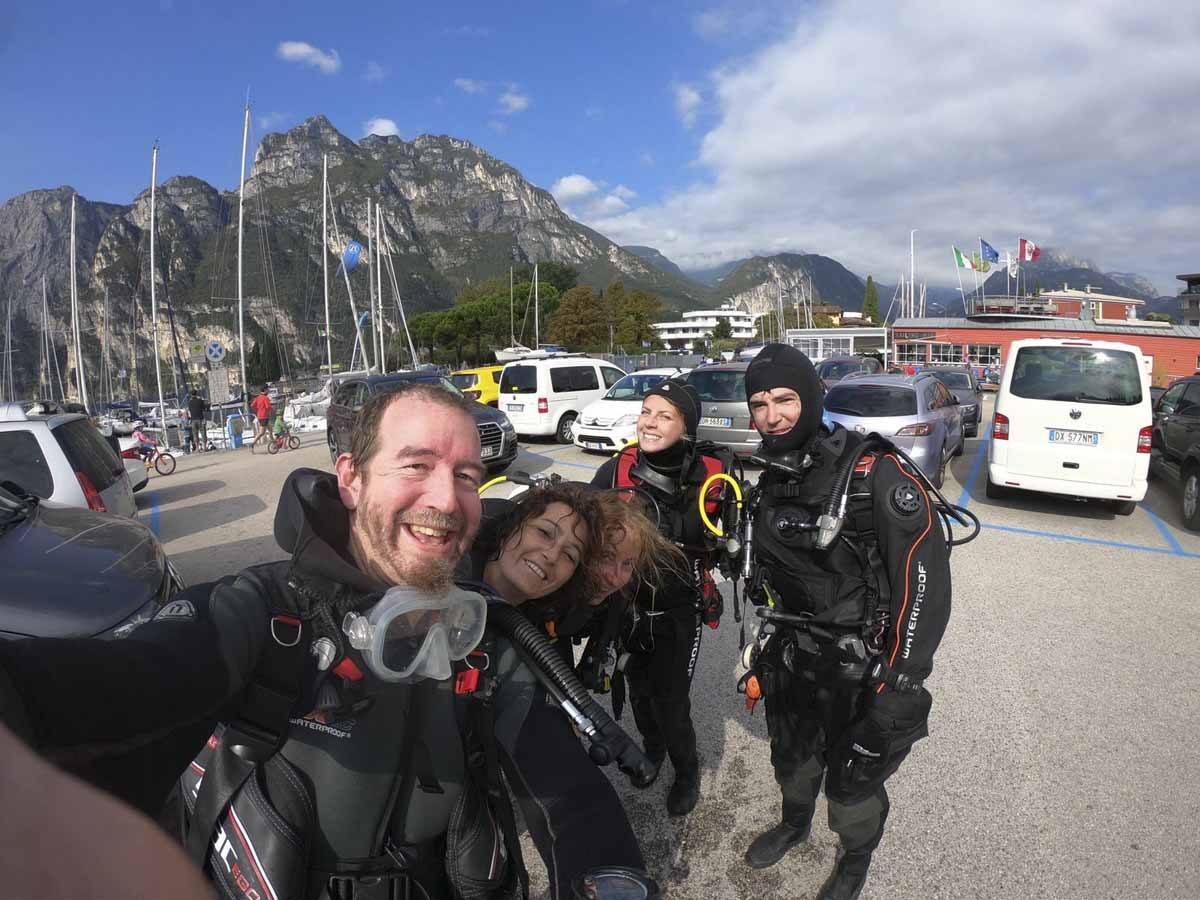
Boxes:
[486,604,653,781]
[820,437,889,524]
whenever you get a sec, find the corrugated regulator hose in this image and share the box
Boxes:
[486,603,653,781]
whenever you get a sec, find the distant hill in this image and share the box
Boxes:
[623,245,686,279]
[718,253,867,317]
[685,257,749,287]
[981,248,1157,302]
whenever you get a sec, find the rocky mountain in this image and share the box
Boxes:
[715,253,868,317]
[0,115,712,397]
[685,257,749,287]
[622,245,687,280]
[981,247,1156,301]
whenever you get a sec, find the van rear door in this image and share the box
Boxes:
[499,365,540,428]
[1003,345,1146,487]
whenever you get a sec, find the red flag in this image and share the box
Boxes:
[1018,237,1041,262]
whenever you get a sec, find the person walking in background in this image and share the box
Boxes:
[186,388,209,452]
[249,385,272,453]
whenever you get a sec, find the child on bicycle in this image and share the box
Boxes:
[131,426,156,462]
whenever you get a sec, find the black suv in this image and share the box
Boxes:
[326,372,518,473]
[923,365,985,437]
[1151,376,1200,531]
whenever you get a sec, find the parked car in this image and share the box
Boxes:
[924,365,985,436]
[1150,385,1167,406]
[450,365,505,407]
[326,371,518,472]
[498,357,626,443]
[573,367,690,452]
[816,355,884,389]
[823,373,964,487]
[684,363,760,457]
[0,402,136,517]
[1150,375,1200,530]
[987,338,1151,514]
[0,481,183,638]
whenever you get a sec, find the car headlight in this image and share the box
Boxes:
[101,597,158,640]
[614,413,639,426]
[961,404,977,414]
[499,418,516,432]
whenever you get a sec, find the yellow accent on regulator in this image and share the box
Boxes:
[698,472,744,538]
[477,475,509,496]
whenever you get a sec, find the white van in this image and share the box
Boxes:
[986,338,1152,513]
[498,357,627,442]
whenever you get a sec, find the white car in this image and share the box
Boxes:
[498,357,627,443]
[987,338,1152,514]
[573,368,691,452]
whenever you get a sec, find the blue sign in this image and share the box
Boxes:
[342,240,364,272]
[358,310,372,328]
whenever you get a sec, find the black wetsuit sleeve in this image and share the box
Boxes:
[492,646,644,898]
[870,453,951,683]
[591,457,617,488]
[0,574,271,813]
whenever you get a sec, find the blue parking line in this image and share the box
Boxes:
[956,422,993,509]
[1142,505,1187,556]
[981,521,1200,558]
[147,491,161,537]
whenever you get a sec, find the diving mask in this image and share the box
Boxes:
[342,585,487,683]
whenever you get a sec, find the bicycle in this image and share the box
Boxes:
[143,446,176,476]
[266,429,302,455]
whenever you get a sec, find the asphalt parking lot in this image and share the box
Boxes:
[139,397,1200,899]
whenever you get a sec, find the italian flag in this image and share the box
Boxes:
[953,246,976,270]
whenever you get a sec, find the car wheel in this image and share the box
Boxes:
[985,473,1007,499]
[556,413,577,445]
[953,434,965,456]
[1183,468,1200,531]
[1111,499,1137,516]
[931,448,946,489]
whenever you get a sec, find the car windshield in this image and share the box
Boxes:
[450,374,476,390]
[930,371,972,389]
[604,373,668,400]
[500,365,538,394]
[686,370,746,402]
[824,384,917,417]
[818,360,866,381]
[1010,347,1142,405]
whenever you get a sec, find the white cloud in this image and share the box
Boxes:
[498,87,530,115]
[673,83,702,129]
[363,117,401,138]
[257,112,290,131]
[551,174,600,204]
[591,195,630,216]
[612,185,638,202]
[275,41,341,75]
[365,61,386,82]
[583,0,1200,294]
[454,77,487,94]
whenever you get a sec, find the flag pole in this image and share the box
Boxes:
[953,247,967,315]
[978,237,987,305]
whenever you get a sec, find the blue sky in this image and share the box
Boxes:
[3,0,1199,294]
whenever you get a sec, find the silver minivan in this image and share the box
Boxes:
[685,363,761,456]
[0,404,137,518]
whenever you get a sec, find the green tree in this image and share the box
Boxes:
[862,276,880,324]
[1146,312,1174,323]
[514,261,578,295]
[245,329,282,386]
[712,317,733,340]
[547,286,608,351]
[613,285,663,349]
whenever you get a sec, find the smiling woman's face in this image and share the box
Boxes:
[486,501,588,603]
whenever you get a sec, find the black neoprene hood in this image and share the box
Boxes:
[744,343,825,454]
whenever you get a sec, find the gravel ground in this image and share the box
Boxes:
[141,396,1200,899]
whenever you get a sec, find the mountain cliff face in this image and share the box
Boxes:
[716,253,868,316]
[0,116,710,397]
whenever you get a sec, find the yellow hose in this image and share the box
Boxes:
[477,475,509,496]
[698,472,744,538]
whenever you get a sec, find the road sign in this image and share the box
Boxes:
[207,366,230,404]
[205,340,226,364]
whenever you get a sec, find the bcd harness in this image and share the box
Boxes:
[181,579,528,900]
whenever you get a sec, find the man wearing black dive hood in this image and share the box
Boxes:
[591,379,730,817]
[0,383,651,900]
[741,344,950,900]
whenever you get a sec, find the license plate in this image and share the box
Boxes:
[700,416,733,428]
[507,404,524,413]
[1049,429,1099,446]
[481,444,499,459]
[584,442,606,450]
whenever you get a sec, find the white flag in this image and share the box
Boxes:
[1007,252,1019,278]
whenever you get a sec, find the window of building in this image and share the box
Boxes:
[895,343,927,364]
[928,343,963,363]
[966,344,1002,367]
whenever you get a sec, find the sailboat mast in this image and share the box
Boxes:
[326,202,369,371]
[376,204,386,373]
[70,196,86,410]
[41,277,51,397]
[237,102,250,413]
[322,154,332,378]
[366,198,376,369]
[509,267,514,346]
[533,263,539,349]
[149,145,166,435]
[101,287,110,405]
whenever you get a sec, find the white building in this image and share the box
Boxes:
[653,302,760,349]
[783,326,890,362]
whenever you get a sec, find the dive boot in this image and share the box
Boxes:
[628,753,664,790]
[744,821,811,869]
[666,768,700,816]
[815,850,871,900]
